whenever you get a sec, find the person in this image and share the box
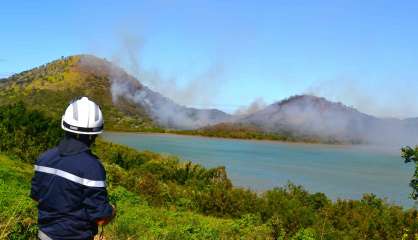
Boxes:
[30,96,115,240]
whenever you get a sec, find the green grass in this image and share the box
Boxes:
[106,187,270,240]
[0,153,271,240]
[0,154,37,239]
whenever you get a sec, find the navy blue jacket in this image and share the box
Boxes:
[30,137,113,240]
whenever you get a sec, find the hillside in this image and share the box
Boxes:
[1,55,418,145]
[172,122,324,143]
[181,95,418,145]
[235,95,375,144]
[0,55,158,131]
[237,95,418,145]
[0,55,231,131]
[0,154,272,239]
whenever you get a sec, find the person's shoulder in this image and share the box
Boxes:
[79,151,106,179]
[36,147,59,165]
[81,151,104,168]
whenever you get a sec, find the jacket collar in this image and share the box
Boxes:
[58,136,90,156]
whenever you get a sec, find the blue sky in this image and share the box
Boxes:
[1,1,418,118]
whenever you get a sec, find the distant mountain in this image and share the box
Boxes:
[236,95,418,145]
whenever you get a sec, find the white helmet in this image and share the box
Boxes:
[61,97,104,135]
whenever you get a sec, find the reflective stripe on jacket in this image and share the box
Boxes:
[30,136,113,240]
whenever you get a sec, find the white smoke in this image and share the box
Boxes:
[109,75,230,129]
[242,94,418,146]
[80,30,418,144]
[235,98,267,115]
[102,33,231,129]
[306,77,418,119]
[110,32,225,107]
[291,77,418,145]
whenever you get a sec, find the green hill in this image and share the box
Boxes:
[0,55,158,132]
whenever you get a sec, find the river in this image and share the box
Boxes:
[102,132,415,207]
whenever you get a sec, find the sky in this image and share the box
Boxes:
[1,0,418,118]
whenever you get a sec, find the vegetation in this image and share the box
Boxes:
[0,103,417,239]
[0,154,273,239]
[0,154,37,239]
[0,55,159,132]
[171,123,297,141]
[402,146,418,200]
[0,102,62,163]
[170,123,360,145]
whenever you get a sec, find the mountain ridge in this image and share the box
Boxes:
[1,54,417,145]
[236,94,418,145]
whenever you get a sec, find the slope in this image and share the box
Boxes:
[0,153,270,239]
[0,55,232,131]
[239,95,418,145]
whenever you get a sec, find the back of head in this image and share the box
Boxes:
[61,96,104,135]
[61,96,104,146]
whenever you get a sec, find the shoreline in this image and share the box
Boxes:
[103,130,356,148]
[103,130,402,156]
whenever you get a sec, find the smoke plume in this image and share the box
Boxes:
[306,77,418,119]
[235,98,267,115]
[241,94,418,146]
[99,33,230,129]
[82,32,418,145]
[110,33,225,107]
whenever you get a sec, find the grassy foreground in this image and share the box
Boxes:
[0,154,273,240]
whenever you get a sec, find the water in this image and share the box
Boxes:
[102,132,416,208]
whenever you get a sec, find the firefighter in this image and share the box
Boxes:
[31,96,115,240]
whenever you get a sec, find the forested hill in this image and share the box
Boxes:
[0,55,232,131]
[0,55,159,131]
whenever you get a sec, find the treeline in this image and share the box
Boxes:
[0,103,417,239]
[0,102,62,162]
[170,123,357,145]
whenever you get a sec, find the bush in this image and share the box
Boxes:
[401,146,418,200]
[0,102,62,163]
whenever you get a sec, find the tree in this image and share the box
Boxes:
[401,146,418,200]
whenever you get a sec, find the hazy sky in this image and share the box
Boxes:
[1,1,418,118]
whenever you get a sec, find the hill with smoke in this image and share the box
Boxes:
[1,54,417,145]
[0,55,232,130]
[239,95,418,145]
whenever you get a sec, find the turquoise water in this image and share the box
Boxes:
[102,132,415,207]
